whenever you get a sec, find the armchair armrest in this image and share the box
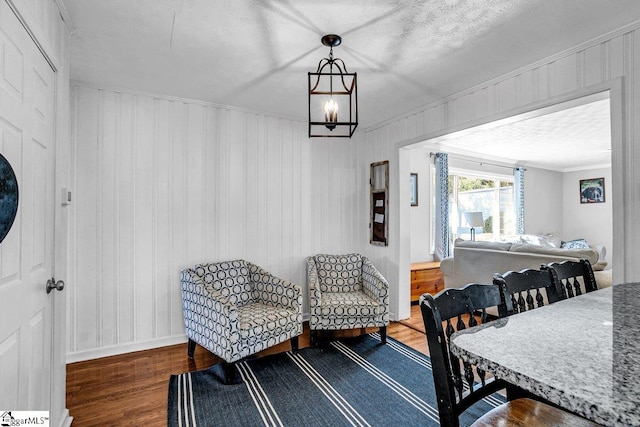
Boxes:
[361,257,389,305]
[180,270,240,344]
[307,257,321,308]
[248,263,303,313]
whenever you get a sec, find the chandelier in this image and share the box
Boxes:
[308,34,358,138]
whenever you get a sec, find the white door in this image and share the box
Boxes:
[0,0,57,414]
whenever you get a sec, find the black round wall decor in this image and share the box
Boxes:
[0,153,19,244]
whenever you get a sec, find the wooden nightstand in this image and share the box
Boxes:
[410,261,444,303]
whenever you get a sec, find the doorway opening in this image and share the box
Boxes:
[397,84,619,322]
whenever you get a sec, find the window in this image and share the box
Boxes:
[430,167,516,253]
[449,170,515,243]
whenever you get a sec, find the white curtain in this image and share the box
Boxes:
[434,153,450,260]
[514,167,525,235]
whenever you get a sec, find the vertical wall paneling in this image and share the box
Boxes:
[169,101,186,335]
[74,87,99,350]
[68,84,356,360]
[266,117,281,268]
[117,93,134,343]
[553,55,579,95]
[495,78,517,112]
[101,90,117,346]
[133,95,154,342]
[363,24,640,320]
[611,37,625,79]
[215,108,228,261]
[626,30,640,281]
[244,114,259,264]
[583,43,608,86]
[518,69,536,105]
[155,98,171,338]
[228,110,246,260]
[576,50,586,89]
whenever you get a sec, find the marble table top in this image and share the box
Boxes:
[450,285,639,427]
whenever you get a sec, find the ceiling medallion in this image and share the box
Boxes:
[308,34,358,138]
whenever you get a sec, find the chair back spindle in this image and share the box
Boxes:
[545,259,598,299]
[493,268,560,314]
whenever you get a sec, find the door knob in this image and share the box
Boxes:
[46,278,65,294]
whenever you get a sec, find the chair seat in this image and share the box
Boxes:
[471,398,601,427]
[317,291,385,317]
[238,302,299,338]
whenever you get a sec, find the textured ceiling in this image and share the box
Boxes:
[63,0,640,168]
[426,98,611,172]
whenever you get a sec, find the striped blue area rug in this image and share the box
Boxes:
[168,333,504,426]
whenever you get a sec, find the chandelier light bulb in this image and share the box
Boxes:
[324,98,339,129]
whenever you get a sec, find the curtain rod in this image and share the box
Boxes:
[429,152,526,171]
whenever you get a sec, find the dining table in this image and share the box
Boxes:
[449,284,640,427]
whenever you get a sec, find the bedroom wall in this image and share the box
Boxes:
[358,22,640,319]
[67,83,360,361]
[563,167,613,264]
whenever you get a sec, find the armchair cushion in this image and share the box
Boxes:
[237,302,299,343]
[317,291,387,317]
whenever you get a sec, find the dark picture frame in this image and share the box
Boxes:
[580,177,605,204]
[410,173,418,206]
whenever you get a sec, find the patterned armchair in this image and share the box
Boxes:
[307,254,389,346]
[181,259,303,383]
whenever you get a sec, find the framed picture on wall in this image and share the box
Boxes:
[580,177,605,203]
[410,173,418,206]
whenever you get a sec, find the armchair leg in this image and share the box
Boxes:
[211,361,242,385]
[310,330,318,347]
[379,326,387,344]
[187,339,197,358]
[290,336,299,353]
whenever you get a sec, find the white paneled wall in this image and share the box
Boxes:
[357,24,640,319]
[68,84,359,361]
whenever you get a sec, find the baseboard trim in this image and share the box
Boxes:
[66,314,314,363]
[66,335,188,364]
[57,410,72,427]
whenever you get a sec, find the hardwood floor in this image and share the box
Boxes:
[398,303,426,333]
[66,321,428,426]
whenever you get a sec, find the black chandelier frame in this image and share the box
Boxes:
[308,34,358,138]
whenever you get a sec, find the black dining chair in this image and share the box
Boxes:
[493,268,562,314]
[544,259,598,299]
[420,283,602,427]
[420,283,514,427]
